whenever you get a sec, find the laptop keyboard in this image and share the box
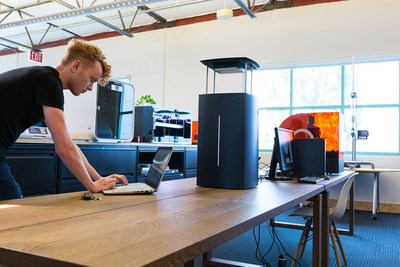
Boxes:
[103,183,154,194]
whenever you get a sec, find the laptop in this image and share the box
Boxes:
[103,146,174,195]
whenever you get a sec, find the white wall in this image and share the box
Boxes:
[2,0,400,206]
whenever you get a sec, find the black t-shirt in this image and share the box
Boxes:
[0,66,64,162]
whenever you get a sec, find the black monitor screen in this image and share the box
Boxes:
[269,127,295,179]
[276,127,295,171]
[96,80,134,140]
[145,147,174,189]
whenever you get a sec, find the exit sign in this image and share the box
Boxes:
[28,50,43,63]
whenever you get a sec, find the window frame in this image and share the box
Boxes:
[256,60,400,156]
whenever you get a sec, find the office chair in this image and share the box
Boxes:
[289,173,357,267]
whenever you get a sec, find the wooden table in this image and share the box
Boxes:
[345,167,400,219]
[0,178,325,267]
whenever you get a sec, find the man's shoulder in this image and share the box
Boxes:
[27,66,61,87]
[27,66,58,77]
[1,66,58,79]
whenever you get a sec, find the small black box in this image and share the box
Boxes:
[293,138,326,177]
[134,106,154,142]
[326,156,344,174]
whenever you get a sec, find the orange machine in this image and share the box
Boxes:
[280,112,344,173]
[191,120,198,144]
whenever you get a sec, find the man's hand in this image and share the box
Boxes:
[91,174,128,192]
[92,177,118,192]
[106,174,128,186]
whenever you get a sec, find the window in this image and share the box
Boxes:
[293,66,342,107]
[255,60,400,155]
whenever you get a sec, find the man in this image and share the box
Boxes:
[0,39,128,201]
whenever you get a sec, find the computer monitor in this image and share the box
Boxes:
[268,127,295,179]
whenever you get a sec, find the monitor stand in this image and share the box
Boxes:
[265,175,293,181]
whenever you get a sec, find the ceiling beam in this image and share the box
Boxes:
[137,5,167,23]
[17,10,36,50]
[0,0,166,29]
[0,11,12,24]
[87,14,133,37]
[55,0,133,37]
[0,36,38,51]
[255,0,293,13]
[47,22,81,38]
[0,0,53,16]
[0,2,81,51]
[233,0,257,18]
[117,9,127,31]
[37,23,54,46]
[0,42,16,50]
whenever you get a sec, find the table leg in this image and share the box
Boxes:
[312,194,322,267]
[336,178,355,236]
[184,259,195,267]
[376,173,380,214]
[372,173,379,220]
[349,182,354,235]
[321,191,329,267]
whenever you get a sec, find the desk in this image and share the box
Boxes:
[345,168,400,219]
[0,178,324,267]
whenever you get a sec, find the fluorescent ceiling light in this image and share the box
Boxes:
[0,0,167,29]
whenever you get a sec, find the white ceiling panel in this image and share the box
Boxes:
[0,0,282,51]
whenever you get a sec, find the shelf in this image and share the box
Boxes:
[154,122,184,129]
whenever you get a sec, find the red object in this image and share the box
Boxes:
[280,112,343,160]
[192,121,198,144]
[29,50,43,63]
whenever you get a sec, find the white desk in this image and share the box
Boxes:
[345,168,400,219]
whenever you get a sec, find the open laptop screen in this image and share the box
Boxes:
[145,147,173,189]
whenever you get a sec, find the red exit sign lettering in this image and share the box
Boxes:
[28,50,43,63]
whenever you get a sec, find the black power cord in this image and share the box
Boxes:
[270,223,302,267]
[252,221,303,267]
[253,225,272,266]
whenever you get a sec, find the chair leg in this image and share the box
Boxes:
[299,220,312,258]
[291,219,311,267]
[329,224,342,267]
[332,220,348,265]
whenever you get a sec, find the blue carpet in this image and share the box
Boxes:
[204,209,400,267]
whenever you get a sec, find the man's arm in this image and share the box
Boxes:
[42,105,119,192]
[74,142,128,184]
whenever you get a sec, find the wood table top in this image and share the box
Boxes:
[0,178,324,267]
[345,168,400,173]
[267,171,357,191]
[0,178,211,232]
[318,171,358,190]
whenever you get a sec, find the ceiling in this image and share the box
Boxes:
[0,0,288,53]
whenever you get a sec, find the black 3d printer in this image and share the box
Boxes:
[197,57,260,189]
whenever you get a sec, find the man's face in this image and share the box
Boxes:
[69,60,103,96]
